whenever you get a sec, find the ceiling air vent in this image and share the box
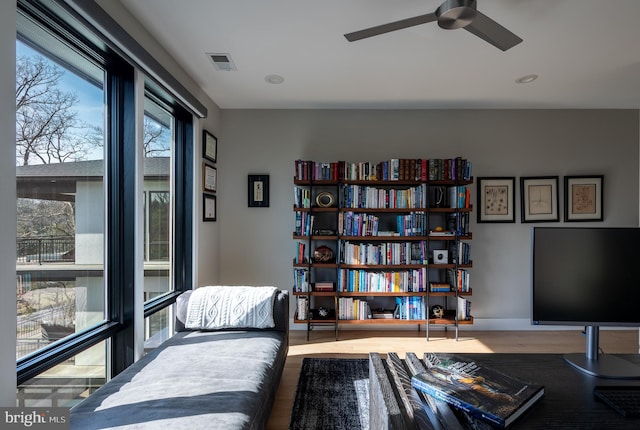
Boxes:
[207,53,237,71]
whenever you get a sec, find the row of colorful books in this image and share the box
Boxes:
[293,186,312,208]
[295,183,468,210]
[395,296,425,320]
[292,268,308,292]
[340,240,427,266]
[337,297,371,320]
[457,296,471,320]
[337,297,426,320]
[446,268,471,293]
[339,211,426,237]
[294,158,472,182]
[337,268,427,293]
[341,184,426,209]
[294,212,314,236]
[449,241,471,265]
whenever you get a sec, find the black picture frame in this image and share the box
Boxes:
[520,176,559,223]
[564,175,604,222]
[203,163,217,193]
[248,174,269,207]
[477,177,516,223]
[203,129,217,163]
[203,194,216,221]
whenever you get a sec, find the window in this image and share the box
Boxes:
[16,0,194,399]
[16,15,107,360]
[17,340,107,408]
[142,95,174,347]
[147,191,170,261]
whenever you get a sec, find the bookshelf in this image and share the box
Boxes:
[293,158,473,340]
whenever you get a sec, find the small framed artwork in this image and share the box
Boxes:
[520,176,559,222]
[477,177,515,223]
[203,163,217,193]
[564,175,603,221]
[203,194,216,221]
[203,130,217,163]
[248,174,269,207]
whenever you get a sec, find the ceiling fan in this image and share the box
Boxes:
[344,0,522,51]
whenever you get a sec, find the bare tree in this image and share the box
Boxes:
[143,116,171,157]
[17,198,75,238]
[15,55,102,166]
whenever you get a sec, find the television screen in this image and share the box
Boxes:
[532,227,640,327]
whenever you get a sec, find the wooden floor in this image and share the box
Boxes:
[266,328,639,429]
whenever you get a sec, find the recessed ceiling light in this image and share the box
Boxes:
[265,74,284,84]
[515,74,538,84]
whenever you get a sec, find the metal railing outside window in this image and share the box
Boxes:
[16,236,75,264]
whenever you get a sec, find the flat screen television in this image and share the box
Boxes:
[531,227,640,379]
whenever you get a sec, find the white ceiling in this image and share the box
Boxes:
[116,0,640,109]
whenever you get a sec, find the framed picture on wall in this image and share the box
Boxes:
[248,174,269,207]
[520,176,559,222]
[203,194,216,222]
[203,130,217,163]
[564,175,603,221]
[203,163,217,193]
[477,177,516,223]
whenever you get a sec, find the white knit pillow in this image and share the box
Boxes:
[185,286,277,329]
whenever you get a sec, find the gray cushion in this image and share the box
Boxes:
[70,290,289,430]
[70,330,287,429]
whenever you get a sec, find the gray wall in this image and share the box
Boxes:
[217,109,639,329]
[1,0,16,406]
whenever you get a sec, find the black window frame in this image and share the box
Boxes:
[142,88,193,318]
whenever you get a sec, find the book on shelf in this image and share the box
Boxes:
[429,230,455,236]
[457,296,471,320]
[338,297,371,320]
[412,353,544,428]
[371,310,394,319]
[292,268,309,292]
[448,185,470,209]
[295,241,306,264]
[429,282,451,292]
[313,282,334,292]
[377,231,400,236]
[296,297,308,320]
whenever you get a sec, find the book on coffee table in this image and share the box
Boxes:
[412,354,544,428]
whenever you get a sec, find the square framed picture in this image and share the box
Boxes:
[203,129,217,163]
[203,163,217,193]
[477,177,515,223]
[520,176,559,222]
[203,194,216,222]
[564,175,603,221]
[248,174,269,207]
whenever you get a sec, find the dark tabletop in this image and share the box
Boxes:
[454,353,640,429]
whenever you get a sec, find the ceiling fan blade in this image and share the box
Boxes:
[464,11,522,51]
[344,12,437,42]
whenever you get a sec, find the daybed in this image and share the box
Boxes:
[70,286,289,430]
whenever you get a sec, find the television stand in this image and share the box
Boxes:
[564,326,640,379]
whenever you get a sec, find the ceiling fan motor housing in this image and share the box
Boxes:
[437,0,477,29]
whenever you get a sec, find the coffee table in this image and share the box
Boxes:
[369,352,640,429]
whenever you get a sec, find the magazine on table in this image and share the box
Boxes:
[412,353,545,428]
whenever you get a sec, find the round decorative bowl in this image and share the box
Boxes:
[313,245,334,262]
